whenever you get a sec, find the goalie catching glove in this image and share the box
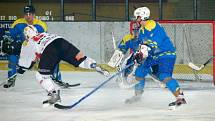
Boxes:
[17,62,36,74]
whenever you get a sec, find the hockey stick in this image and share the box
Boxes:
[188,57,213,71]
[0,40,3,55]
[149,74,166,88]
[54,62,134,110]
[59,82,81,88]
[111,32,117,50]
[0,81,6,87]
[108,32,124,68]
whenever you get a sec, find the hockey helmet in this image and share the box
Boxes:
[24,5,35,14]
[24,25,38,39]
[134,7,150,20]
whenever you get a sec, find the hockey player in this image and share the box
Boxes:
[2,5,65,88]
[18,25,109,105]
[118,7,186,109]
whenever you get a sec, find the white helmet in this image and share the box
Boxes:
[24,25,38,39]
[134,7,150,20]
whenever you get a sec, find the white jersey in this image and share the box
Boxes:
[18,32,61,68]
[31,32,61,54]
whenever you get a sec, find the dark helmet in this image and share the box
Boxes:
[24,5,35,14]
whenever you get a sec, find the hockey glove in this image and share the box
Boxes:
[133,44,150,64]
[2,35,14,55]
[2,35,22,55]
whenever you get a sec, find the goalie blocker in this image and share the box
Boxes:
[108,49,124,68]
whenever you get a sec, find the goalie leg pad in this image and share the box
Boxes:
[36,72,56,92]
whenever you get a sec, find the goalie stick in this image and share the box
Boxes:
[188,57,213,71]
[0,39,4,55]
[54,62,134,110]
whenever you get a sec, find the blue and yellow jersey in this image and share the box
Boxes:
[138,20,176,58]
[9,18,47,42]
[118,37,142,54]
[118,33,137,53]
[122,34,135,44]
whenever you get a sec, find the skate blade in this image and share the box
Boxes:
[168,104,186,110]
[125,97,141,104]
[168,105,176,110]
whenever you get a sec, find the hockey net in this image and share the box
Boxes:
[157,20,214,87]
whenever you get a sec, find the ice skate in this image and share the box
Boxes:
[169,92,187,110]
[3,75,17,88]
[43,90,61,107]
[125,89,143,104]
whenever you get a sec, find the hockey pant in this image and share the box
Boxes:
[36,38,96,91]
[135,55,180,93]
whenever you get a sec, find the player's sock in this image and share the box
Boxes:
[168,92,187,110]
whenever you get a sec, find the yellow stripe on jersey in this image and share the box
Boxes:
[145,20,156,31]
[11,18,47,32]
[11,18,28,28]
[22,40,28,46]
[122,34,134,44]
[33,19,48,32]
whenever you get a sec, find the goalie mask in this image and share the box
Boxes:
[24,25,38,39]
[130,20,141,36]
[134,7,150,20]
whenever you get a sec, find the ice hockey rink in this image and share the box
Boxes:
[0,70,215,121]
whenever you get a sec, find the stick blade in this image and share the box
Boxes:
[54,103,73,110]
[188,62,201,71]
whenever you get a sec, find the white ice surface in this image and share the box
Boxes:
[0,70,215,121]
